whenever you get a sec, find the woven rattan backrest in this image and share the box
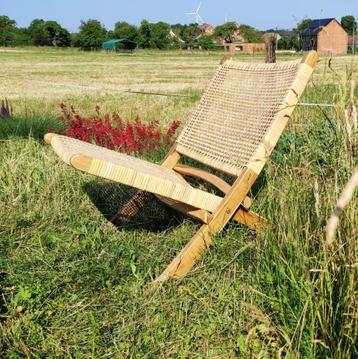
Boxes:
[176,55,315,176]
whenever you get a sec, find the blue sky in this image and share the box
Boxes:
[2,0,357,32]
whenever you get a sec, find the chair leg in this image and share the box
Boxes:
[107,190,151,227]
[233,207,269,232]
[153,168,258,283]
[153,222,217,283]
[153,208,269,283]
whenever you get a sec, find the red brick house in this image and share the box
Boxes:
[300,18,348,55]
[198,23,215,36]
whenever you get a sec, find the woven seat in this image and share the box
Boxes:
[49,134,223,212]
[177,59,303,175]
[45,51,318,283]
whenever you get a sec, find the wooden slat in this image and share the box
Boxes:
[233,208,268,232]
[242,197,252,210]
[160,144,181,169]
[301,50,319,68]
[220,54,233,64]
[173,164,252,210]
[174,164,231,193]
[156,196,212,224]
[44,133,56,145]
[154,167,257,283]
[70,154,92,172]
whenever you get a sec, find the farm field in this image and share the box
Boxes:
[0,47,357,357]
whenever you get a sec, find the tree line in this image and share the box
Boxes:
[0,15,356,50]
[0,16,261,50]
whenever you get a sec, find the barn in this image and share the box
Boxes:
[300,18,348,55]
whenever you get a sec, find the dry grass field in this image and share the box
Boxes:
[1,47,356,118]
[0,47,357,358]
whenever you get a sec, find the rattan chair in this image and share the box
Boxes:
[44,51,318,283]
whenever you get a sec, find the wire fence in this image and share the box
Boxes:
[33,80,336,107]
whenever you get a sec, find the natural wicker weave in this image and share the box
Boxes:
[50,135,223,212]
[176,59,302,176]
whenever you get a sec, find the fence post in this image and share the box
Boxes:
[264,33,277,63]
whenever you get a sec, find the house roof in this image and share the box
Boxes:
[301,18,336,36]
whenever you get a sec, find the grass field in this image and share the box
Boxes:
[0,47,357,358]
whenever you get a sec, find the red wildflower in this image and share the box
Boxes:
[52,103,181,154]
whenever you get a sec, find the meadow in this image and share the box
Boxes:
[0,47,357,358]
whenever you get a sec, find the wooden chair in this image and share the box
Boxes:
[44,51,318,283]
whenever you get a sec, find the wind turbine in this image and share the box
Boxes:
[292,14,299,27]
[186,2,204,24]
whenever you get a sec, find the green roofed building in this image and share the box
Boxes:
[102,39,137,52]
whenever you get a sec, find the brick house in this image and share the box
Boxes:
[193,23,215,40]
[198,23,215,36]
[300,18,348,55]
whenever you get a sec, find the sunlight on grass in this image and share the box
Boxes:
[0,48,357,357]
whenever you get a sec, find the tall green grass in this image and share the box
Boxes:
[0,54,357,357]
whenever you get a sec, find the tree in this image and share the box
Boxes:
[0,15,17,46]
[43,21,71,47]
[238,24,262,43]
[56,27,71,47]
[277,37,289,50]
[28,19,49,46]
[181,24,200,48]
[27,19,71,46]
[114,21,138,41]
[198,35,215,50]
[137,20,151,48]
[341,15,357,35]
[149,22,172,49]
[170,23,187,48]
[277,34,298,50]
[291,18,312,51]
[171,23,185,38]
[296,18,312,31]
[46,21,70,47]
[213,22,238,43]
[137,21,175,49]
[107,30,115,39]
[74,19,107,50]
[214,22,262,43]
[13,28,31,46]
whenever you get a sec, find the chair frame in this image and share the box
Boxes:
[103,51,318,282]
[45,51,318,283]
